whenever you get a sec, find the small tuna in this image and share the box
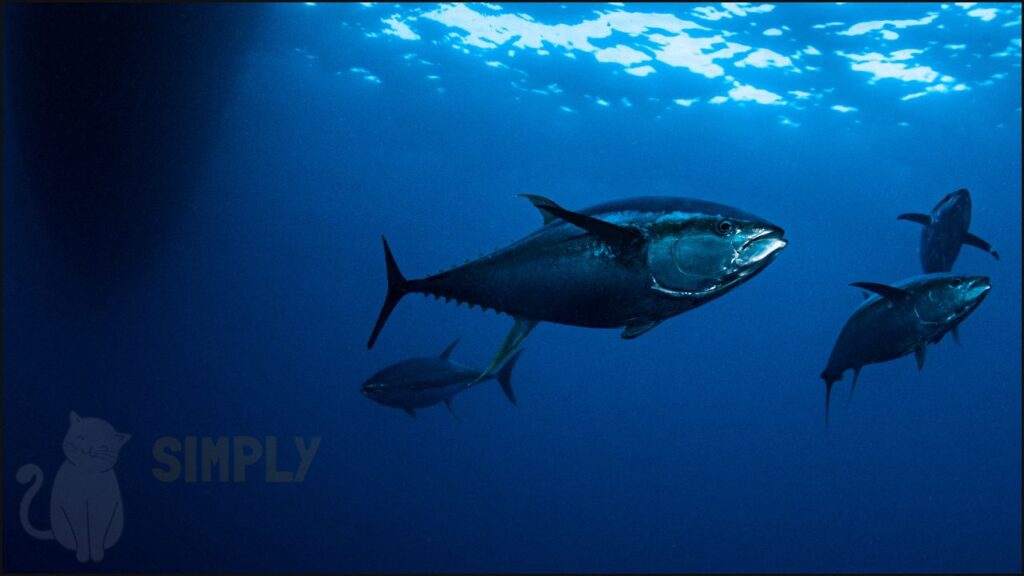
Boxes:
[820,274,991,426]
[898,188,999,273]
[361,339,521,418]
[367,195,787,375]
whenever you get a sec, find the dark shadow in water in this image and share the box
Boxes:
[4,4,262,294]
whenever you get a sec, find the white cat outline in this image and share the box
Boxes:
[17,411,130,563]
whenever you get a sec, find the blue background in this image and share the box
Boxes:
[4,3,1021,572]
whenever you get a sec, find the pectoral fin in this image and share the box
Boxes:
[914,345,927,371]
[475,317,538,384]
[897,213,932,226]
[444,399,460,421]
[847,367,861,405]
[621,320,662,339]
[963,232,999,260]
[518,194,641,245]
[850,282,910,303]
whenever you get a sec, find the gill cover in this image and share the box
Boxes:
[647,232,735,295]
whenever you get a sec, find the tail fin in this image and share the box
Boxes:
[367,237,410,349]
[494,349,524,406]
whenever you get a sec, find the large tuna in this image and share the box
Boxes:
[898,188,998,273]
[368,195,787,375]
[821,274,991,426]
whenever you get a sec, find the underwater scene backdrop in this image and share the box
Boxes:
[3,2,1021,573]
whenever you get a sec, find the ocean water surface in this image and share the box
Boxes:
[3,2,1021,573]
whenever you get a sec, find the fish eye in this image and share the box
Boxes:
[716,219,735,236]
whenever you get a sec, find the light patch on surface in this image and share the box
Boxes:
[410,3,779,81]
[625,65,657,76]
[735,47,796,69]
[648,33,751,78]
[693,3,775,21]
[595,45,651,66]
[881,30,899,40]
[803,45,822,56]
[763,27,783,36]
[595,98,611,107]
[787,90,816,100]
[673,98,697,106]
[944,43,967,49]
[560,105,576,113]
[837,14,938,37]
[621,97,633,107]
[831,104,857,112]
[709,95,729,104]
[728,82,785,104]
[382,16,421,40]
[966,8,998,21]
[838,50,941,83]
[813,21,845,29]
[778,115,800,126]
[350,67,383,83]
[900,80,963,100]
[990,38,1022,57]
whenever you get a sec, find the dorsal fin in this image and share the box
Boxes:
[850,282,910,303]
[518,194,642,244]
[439,338,460,360]
[520,194,558,225]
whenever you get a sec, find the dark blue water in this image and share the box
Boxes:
[4,3,1021,573]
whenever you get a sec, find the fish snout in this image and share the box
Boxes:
[940,188,971,212]
[737,225,787,266]
[967,275,991,301]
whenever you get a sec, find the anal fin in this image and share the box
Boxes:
[914,344,927,371]
[847,367,861,405]
[444,399,460,421]
[621,320,662,339]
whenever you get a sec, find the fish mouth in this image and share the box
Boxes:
[737,227,787,267]
[964,277,991,307]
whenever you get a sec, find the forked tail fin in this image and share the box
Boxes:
[367,237,410,349]
[495,349,524,406]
